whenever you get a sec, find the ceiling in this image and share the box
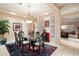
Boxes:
[0,3,54,17]
[0,3,79,25]
[56,3,79,25]
[54,3,67,9]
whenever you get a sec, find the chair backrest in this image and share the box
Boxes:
[18,31,24,48]
[14,32,19,44]
[36,36,44,46]
[18,31,24,41]
[41,32,49,42]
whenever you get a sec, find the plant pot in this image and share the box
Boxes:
[0,39,7,45]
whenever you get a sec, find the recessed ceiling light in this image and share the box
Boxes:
[43,12,49,15]
[26,20,32,23]
[9,12,16,15]
[22,16,26,17]
[73,8,76,10]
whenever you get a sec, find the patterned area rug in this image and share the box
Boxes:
[5,43,57,56]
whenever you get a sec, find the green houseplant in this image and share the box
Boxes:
[0,19,10,44]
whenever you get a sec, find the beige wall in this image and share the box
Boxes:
[36,11,61,42]
[0,4,61,42]
[0,13,34,42]
[4,19,34,42]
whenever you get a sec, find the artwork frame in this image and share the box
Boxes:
[45,20,49,27]
[13,23,22,31]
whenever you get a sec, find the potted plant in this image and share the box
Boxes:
[0,19,10,44]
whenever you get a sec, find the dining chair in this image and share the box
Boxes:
[10,32,22,55]
[34,37,45,54]
[18,31,30,50]
[14,32,19,47]
[23,37,30,49]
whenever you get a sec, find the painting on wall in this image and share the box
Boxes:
[45,20,49,27]
[13,23,22,31]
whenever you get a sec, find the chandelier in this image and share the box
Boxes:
[27,4,31,16]
[18,3,31,16]
[18,3,32,23]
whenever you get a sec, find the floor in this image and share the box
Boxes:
[50,38,79,56]
[0,38,79,56]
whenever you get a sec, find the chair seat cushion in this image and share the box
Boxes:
[23,41,29,44]
[35,42,40,46]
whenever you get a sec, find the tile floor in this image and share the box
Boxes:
[50,38,79,56]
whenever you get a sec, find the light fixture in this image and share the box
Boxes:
[61,25,67,29]
[22,15,26,17]
[73,8,76,10]
[27,4,31,16]
[9,12,16,15]
[43,12,49,15]
[18,3,32,19]
[26,20,32,23]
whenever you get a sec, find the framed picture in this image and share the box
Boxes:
[45,20,49,27]
[13,23,22,31]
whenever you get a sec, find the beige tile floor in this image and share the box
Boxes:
[0,38,79,56]
[50,38,79,56]
[0,45,10,56]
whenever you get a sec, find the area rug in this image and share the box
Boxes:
[5,43,57,56]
